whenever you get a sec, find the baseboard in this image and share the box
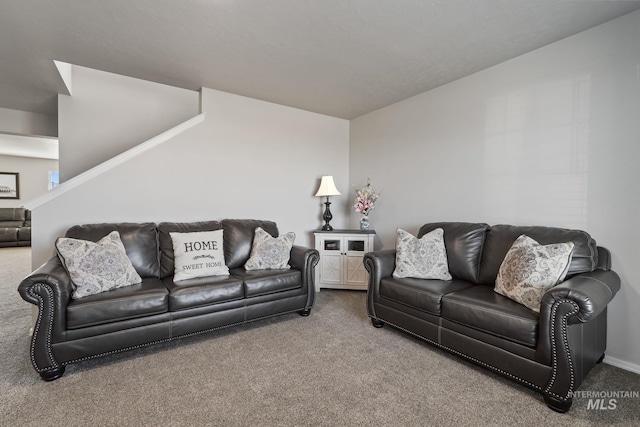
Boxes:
[603,356,640,375]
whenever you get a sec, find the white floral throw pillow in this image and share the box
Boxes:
[56,231,142,299]
[494,234,575,312]
[244,227,295,270]
[393,228,452,280]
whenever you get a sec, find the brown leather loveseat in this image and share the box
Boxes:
[364,222,620,412]
[18,219,318,381]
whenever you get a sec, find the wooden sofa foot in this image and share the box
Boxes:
[371,318,384,328]
[299,308,311,316]
[40,366,65,381]
[544,395,572,413]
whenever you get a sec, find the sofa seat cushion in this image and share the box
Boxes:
[164,275,244,311]
[0,228,18,242]
[379,277,474,316]
[231,268,302,298]
[67,278,169,329]
[18,226,31,241]
[441,286,539,347]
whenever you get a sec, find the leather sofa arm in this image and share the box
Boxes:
[290,245,319,307]
[18,256,72,332]
[363,249,396,286]
[18,256,72,309]
[363,249,396,317]
[536,269,620,402]
[289,245,319,274]
[17,255,72,374]
[540,269,621,325]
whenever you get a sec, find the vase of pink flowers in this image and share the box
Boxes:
[354,179,380,231]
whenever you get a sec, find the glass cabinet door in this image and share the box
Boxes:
[323,239,341,252]
[345,238,368,286]
[346,238,366,254]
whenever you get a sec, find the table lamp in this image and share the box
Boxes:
[315,176,341,231]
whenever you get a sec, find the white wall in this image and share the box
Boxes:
[0,107,57,137]
[32,83,349,269]
[0,107,59,209]
[58,65,201,181]
[350,11,640,372]
[0,155,58,208]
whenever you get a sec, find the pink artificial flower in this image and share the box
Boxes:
[353,179,380,216]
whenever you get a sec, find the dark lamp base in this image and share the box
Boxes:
[321,197,334,231]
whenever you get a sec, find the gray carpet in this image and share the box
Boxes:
[1,247,639,426]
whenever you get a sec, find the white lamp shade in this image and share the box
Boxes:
[315,176,341,197]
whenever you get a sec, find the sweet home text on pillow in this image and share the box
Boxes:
[170,230,229,281]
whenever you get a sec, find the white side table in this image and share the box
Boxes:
[314,229,376,292]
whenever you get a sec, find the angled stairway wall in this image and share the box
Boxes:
[58,65,201,182]
[27,67,350,268]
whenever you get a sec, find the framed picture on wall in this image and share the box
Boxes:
[0,172,19,199]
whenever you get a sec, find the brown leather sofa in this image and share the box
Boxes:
[364,222,620,412]
[18,219,318,381]
[0,207,30,247]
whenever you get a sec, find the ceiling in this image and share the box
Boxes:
[1,0,639,120]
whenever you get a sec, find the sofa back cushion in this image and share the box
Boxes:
[65,222,160,278]
[221,219,279,269]
[418,222,489,284]
[478,224,597,285]
[158,221,222,278]
[0,207,26,227]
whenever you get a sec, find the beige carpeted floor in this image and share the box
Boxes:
[1,247,639,426]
